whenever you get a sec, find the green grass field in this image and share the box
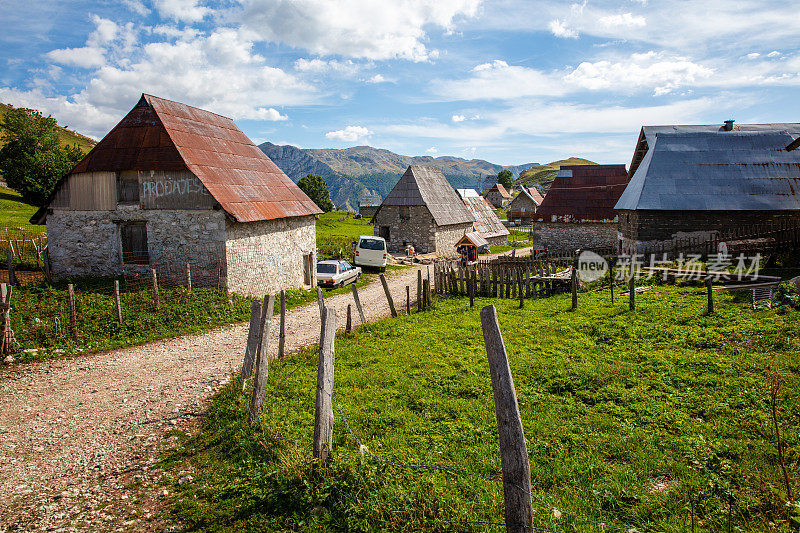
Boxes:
[316,211,375,260]
[162,286,800,532]
[0,186,43,232]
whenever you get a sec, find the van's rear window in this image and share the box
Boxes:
[359,238,385,251]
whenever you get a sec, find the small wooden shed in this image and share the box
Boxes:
[456,231,489,262]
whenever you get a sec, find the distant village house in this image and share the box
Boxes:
[507,186,544,224]
[31,94,322,296]
[372,165,474,255]
[532,164,629,250]
[458,189,510,245]
[482,183,511,208]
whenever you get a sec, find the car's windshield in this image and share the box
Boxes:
[359,238,385,251]
[317,263,337,274]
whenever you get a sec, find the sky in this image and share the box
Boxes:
[1,0,799,166]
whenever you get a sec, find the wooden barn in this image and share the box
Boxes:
[507,186,544,223]
[372,165,474,255]
[532,164,629,250]
[31,94,322,295]
[482,183,511,208]
[458,189,509,245]
[616,122,800,251]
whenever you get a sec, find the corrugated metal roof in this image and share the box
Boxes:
[535,164,628,222]
[457,188,480,198]
[65,94,321,222]
[615,131,800,211]
[629,123,800,177]
[462,196,510,239]
[377,165,474,226]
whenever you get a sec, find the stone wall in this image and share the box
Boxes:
[532,221,618,251]
[372,205,437,253]
[46,206,226,281]
[435,222,473,257]
[224,215,316,296]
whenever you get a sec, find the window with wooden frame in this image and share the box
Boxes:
[117,171,140,205]
[120,223,149,264]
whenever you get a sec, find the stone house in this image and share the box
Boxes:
[458,190,509,245]
[31,94,322,296]
[507,186,544,223]
[482,183,511,208]
[616,122,800,252]
[532,164,629,250]
[372,165,474,255]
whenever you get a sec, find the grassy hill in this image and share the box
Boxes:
[0,103,96,153]
[0,186,44,232]
[517,157,597,191]
[163,286,800,531]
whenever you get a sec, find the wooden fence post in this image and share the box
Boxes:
[0,283,11,356]
[406,285,410,315]
[469,268,475,308]
[186,263,192,294]
[380,274,397,317]
[317,287,324,316]
[518,270,524,309]
[417,269,423,312]
[248,293,276,423]
[6,250,17,287]
[240,298,262,387]
[629,274,635,311]
[480,305,533,533]
[346,304,352,333]
[706,278,714,314]
[313,305,336,468]
[151,269,160,311]
[351,284,366,325]
[114,280,123,324]
[67,283,78,342]
[610,265,614,304]
[571,268,578,311]
[278,290,286,359]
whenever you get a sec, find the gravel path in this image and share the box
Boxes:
[0,264,430,532]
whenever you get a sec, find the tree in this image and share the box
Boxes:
[496,169,514,189]
[0,107,85,206]
[297,173,334,212]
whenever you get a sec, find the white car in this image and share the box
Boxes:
[354,235,388,271]
[317,260,362,289]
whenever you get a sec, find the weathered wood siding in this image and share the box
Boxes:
[65,172,117,210]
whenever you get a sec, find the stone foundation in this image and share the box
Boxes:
[532,222,618,251]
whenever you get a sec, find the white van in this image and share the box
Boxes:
[354,235,388,271]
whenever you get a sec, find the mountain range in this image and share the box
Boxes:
[259,142,539,210]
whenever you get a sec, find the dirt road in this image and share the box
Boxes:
[0,264,431,532]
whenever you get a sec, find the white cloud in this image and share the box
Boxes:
[45,15,126,68]
[294,58,361,76]
[325,125,372,142]
[565,51,714,95]
[746,52,760,59]
[548,18,578,39]
[433,59,566,100]
[426,146,438,153]
[123,0,151,16]
[46,46,106,69]
[452,114,466,122]
[238,0,480,61]
[767,50,781,58]
[153,0,211,22]
[598,13,645,28]
[366,74,391,83]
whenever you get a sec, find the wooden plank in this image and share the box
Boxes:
[706,278,714,314]
[571,267,578,310]
[351,284,366,325]
[114,280,123,324]
[6,250,16,287]
[67,283,78,341]
[406,285,410,315]
[417,269,423,312]
[313,305,336,468]
[278,290,286,359]
[248,294,275,423]
[380,274,397,317]
[346,304,352,333]
[480,305,533,533]
[0,283,11,355]
[186,263,192,293]
[151,269,160,311]
[629,275,635,311]
[240,298,262,387]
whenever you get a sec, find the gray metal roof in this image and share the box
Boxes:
[462,196,509,238]
[615,131,800,211]
[378,165,474,226]
[458,231,489,248]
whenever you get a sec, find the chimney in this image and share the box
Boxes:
[723,119,734,131]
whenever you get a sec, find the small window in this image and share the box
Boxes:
[120,223,149,264]
[400,206,410,221]
[117,171,140,205]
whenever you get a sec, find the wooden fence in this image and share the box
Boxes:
[434,258,573,300]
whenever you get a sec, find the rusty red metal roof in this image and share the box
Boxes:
[69,94,321,222]
[486,183,511,198]
[534,164,629,222]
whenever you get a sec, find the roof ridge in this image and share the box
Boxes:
[143,93,235,122]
